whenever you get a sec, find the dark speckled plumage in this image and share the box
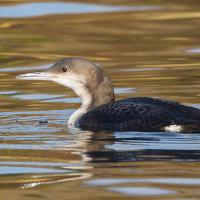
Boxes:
[78,97,200,132]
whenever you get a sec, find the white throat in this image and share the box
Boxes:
[52,76,92,126]
[52,72,114,127]
[68,87,93,126]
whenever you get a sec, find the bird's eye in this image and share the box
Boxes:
[61,66,68,72]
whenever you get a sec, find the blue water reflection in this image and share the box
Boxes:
[0,2,161,18]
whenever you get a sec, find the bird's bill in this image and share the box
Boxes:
[16,72,53,81]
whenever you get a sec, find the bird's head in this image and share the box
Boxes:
[17,57,114,107]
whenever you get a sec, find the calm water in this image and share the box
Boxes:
[0,0,200,199]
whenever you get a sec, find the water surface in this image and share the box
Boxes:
[0,0,200,199]
[0,2,160,18]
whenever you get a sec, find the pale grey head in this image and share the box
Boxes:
[17,57,115,126]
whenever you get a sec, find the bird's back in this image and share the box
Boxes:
[77,97,200,132]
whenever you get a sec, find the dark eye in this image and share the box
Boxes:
[61,66,68,72]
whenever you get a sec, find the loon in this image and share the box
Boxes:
[17,57,200,133]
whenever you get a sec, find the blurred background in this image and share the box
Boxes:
[0,1,200,200]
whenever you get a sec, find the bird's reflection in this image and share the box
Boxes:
[19,128,200,189]
[73,129,200,163]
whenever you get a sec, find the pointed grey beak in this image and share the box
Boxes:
[16,72,53,81]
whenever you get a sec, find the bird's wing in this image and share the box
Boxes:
[78,101,176,131]
[118,97,200,121]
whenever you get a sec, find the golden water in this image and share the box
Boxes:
[0,1,200,199]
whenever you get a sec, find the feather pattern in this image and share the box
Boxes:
[78,97,200,132]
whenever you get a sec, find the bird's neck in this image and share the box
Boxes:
[68,80,115,126]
